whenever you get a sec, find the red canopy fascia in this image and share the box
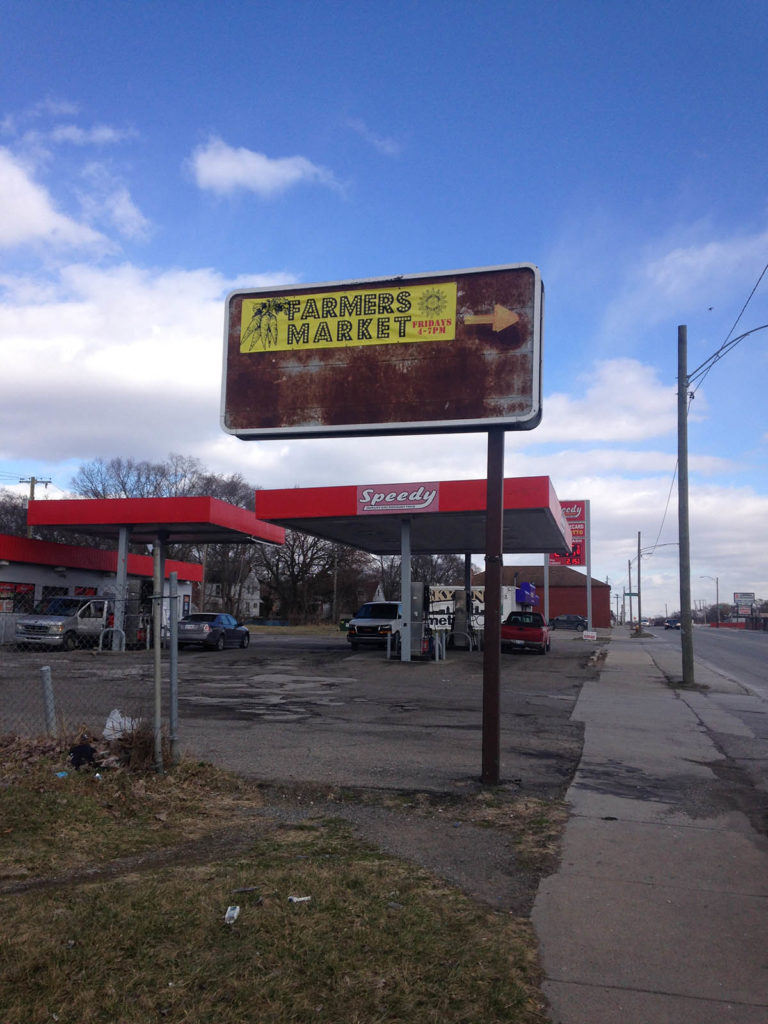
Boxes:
[0,533,203,581]
[26,496,285,547]
[254,476,572,556]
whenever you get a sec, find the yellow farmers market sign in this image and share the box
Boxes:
[240,282,457,353]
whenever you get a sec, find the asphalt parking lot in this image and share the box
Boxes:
[2,631,598,796]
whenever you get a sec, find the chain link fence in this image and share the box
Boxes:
[1,590,181,766]
[0,644,163,740]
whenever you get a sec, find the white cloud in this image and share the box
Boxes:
[534,358,680,442]
[600,225,768,342]
[347,118,401,156]
[1,98,81,136]
[0,147,106,249]
[190,136,340,197]
[78,162,152,241]
[50,124,137,145]
[0,262,297,463]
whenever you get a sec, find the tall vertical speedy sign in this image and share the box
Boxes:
[549,501,586,566]
[221,264,543,439]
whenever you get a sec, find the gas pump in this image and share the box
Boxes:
[409,582,429,656]
[450,589,471,649]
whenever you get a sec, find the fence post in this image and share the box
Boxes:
[168,572,179,766]
[40,665,56,736]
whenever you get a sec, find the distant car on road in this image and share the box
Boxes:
[177,612,250,651]
[664,619,681,630]
[549,613,588,631]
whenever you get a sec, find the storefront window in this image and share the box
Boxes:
[0,582,36,613]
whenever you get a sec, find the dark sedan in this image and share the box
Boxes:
[549,613,588,631]
[177,612,250,651]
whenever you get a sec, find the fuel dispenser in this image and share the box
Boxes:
[409,582,430,656]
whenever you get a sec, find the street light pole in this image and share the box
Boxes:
[700,575,720,626]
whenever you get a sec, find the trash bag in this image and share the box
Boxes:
[103,709,136,741]
[68,742,96,769]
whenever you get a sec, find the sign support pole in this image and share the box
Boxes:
[585,499,592,628]
[482,426,504,785]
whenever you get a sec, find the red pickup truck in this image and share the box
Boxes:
[501,611,550,655]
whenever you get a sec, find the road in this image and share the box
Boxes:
[647,624,768,699]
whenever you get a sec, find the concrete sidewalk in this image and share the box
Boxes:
[532,634,768,1024]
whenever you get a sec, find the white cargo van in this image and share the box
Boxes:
[346,601,403,650]
[15,596,112,650]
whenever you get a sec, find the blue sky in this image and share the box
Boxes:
[1,0,767,617]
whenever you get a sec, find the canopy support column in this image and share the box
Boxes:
[113,525,131,651]
[400,518,412,662]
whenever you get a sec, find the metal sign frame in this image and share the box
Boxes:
[221,263,543,439]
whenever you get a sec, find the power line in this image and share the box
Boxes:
[650,459,679,553]
[635,256,766,610]
[720,259,768,349]
[689,258,768,393]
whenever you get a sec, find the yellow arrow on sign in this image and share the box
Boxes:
[464,304,520,332]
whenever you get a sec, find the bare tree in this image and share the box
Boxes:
[0,489,28,535]
[71,454,204,499]
[66,453,380,621]
[252,530,334,621]
[412,552,465,584]
[308,542,378,620]
[374,552,466,600]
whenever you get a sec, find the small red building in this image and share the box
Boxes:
[473,565,612,628]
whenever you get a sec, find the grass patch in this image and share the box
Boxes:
[0,737,552,1023]
[243,624,341,636]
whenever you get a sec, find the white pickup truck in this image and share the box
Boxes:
[15,596,112,650]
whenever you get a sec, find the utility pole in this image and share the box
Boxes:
[637,531,642,632]
[19,476,51,537]
[677,326,695,686]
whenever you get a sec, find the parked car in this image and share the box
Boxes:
[501,611,550,654]
[15,596,113,650]
[347,601,403,649]
[177,612,250,650]
[549,613,588,631]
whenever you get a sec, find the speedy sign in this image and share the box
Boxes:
[357,483,439,515]
[549,500,586,566]
[221,264,543,439]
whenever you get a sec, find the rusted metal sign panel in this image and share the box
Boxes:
[221,264,543,439]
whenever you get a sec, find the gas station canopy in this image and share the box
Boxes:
[26,496,285,547]
[253,476,571,556]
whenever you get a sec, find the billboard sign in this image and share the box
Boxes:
[733,592,755,603]
[221,264,543,439]
[549,500,586,566]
